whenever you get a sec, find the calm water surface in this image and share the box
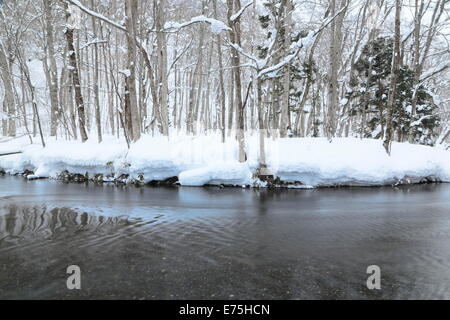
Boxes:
[1,175,450,299]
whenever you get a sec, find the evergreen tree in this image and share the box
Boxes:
[349,37,440,145]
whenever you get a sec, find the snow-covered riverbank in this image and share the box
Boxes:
[1,135,449,188]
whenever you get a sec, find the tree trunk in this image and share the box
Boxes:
[65,27,88,142]
[91,0,102,142]
[213,0,227,143]
[155,0,169,137]
[383,0,402,154]
[17,52,45,147]
[257,78,269,175]
[326,0,346,139]
[0,43,15,137]
[280,0,293,138]
[125,0,141,141]
[43,0,59,137]
[64,5,88,142]
[227,0,246,162]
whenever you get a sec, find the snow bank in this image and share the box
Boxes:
[0,136,127,177]
[1,135,449,188]
[270,138,450,186]
[179,163,253,187]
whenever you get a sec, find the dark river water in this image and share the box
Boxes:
[1,176,450,299]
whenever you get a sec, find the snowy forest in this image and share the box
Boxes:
[4,0,450,302]
[0,0,450,187]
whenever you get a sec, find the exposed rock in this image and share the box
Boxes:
[21,169,34,178]
[116,174,129,184]
[56,170,88,183]
[93,173,104,183]
[147,176,179,186]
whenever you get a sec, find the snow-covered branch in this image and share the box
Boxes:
[63,0,126,32]
[79,39,108,50]
[258,1,349,78]
[164,15,231,34]
[167,38,194,75]
[228,42,260,68]
[420,63,450,83]
[230,0,253,22]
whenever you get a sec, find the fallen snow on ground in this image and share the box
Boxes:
[0,135,449,187]
[272,138,450,186]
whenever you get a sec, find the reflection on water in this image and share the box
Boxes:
[0,205,131,249]
[1,176,450,299]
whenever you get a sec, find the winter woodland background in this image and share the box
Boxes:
[0,0,449,169]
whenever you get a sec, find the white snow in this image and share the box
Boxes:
[0,111,9,120]
[340,98,348,105]
[67,0,126,32]
[271,138,450,186]
[1,135,450,188]
[405,105,412,114]
[27,59,47,89]
[164,16,231,35]
[119,69,131,77]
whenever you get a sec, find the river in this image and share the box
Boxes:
[1,175,450,299]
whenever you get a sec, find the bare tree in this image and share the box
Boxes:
[326,0,347,139]
[64,4,88,142]
[0,42,15,137]
[213,0,227,143]
[383,0,402,154]
[124,0,141,141]
[227,0,246,162]
[90,0,102,143]
[155,0,169,137]
[42,0,60,137]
